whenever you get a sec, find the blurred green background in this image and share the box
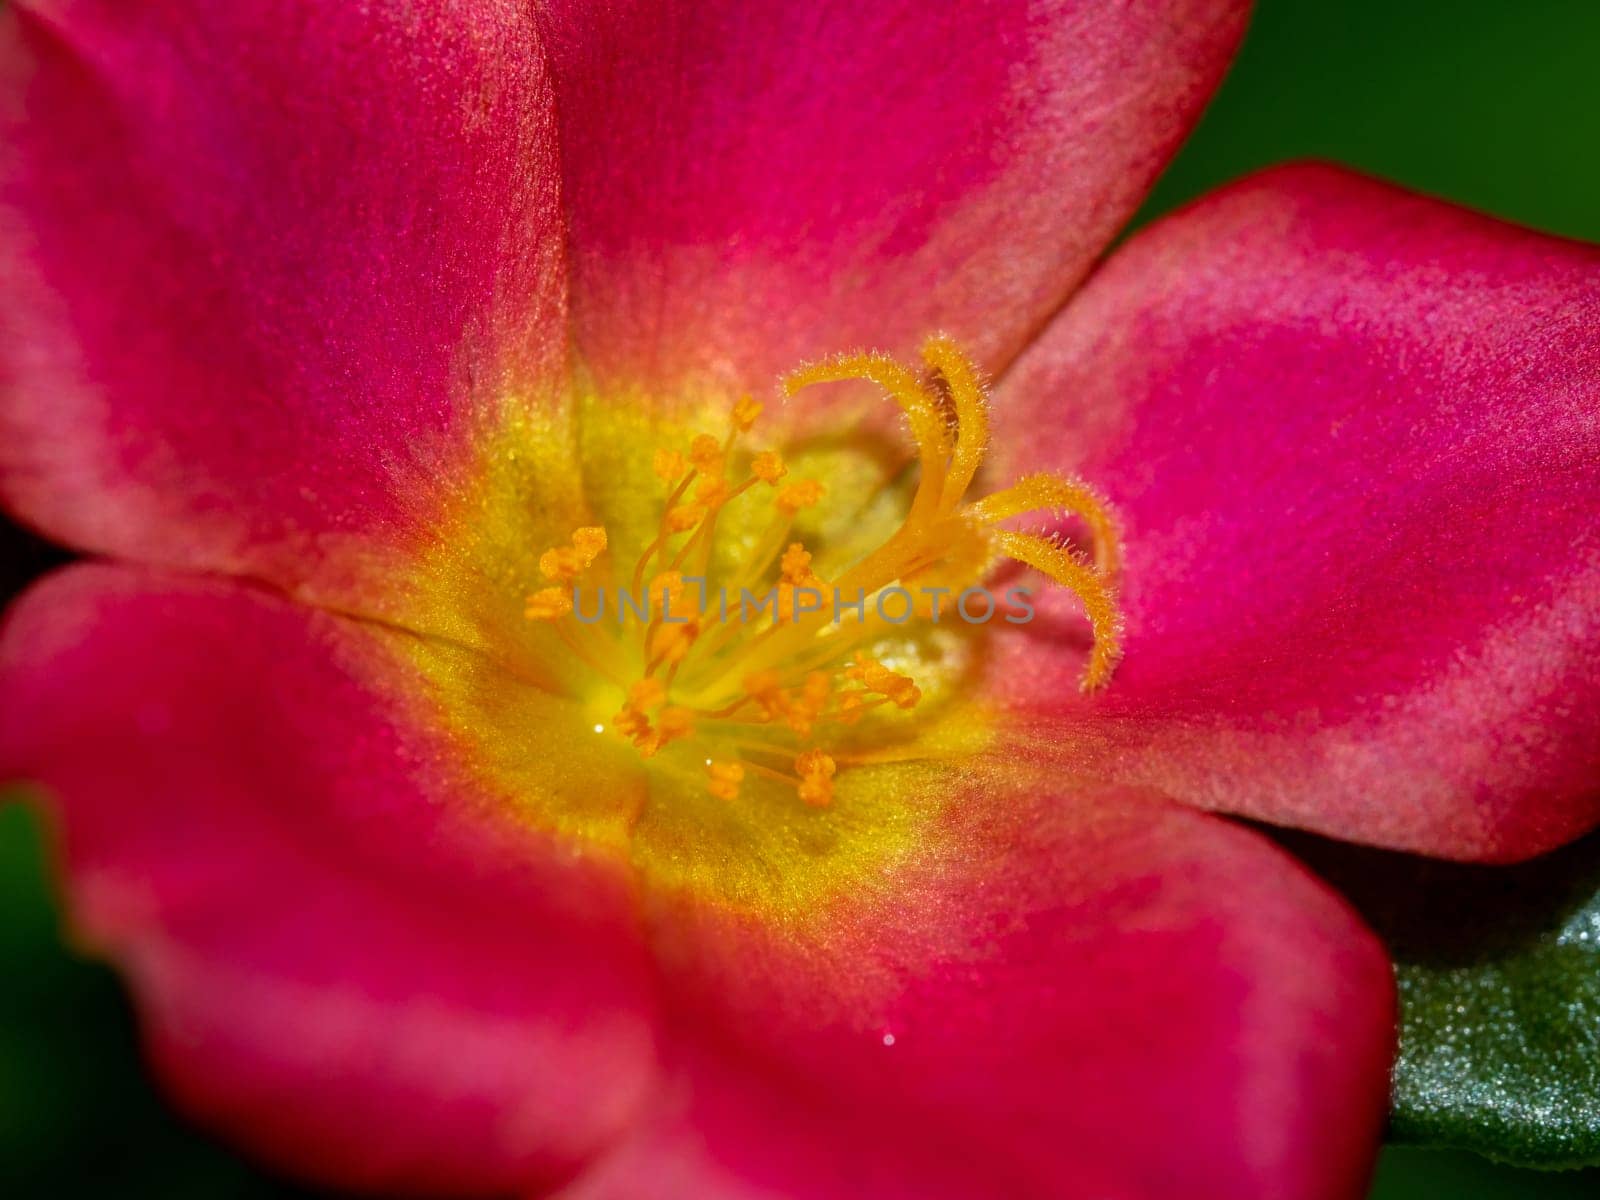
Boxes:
[3,0,1600,1195]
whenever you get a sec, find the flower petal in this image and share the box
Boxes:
[572,779,1394,1200]
[990,163,1600,862]
[0,565,658,1196]
[0,1,566,612]
[539,0,1249,395]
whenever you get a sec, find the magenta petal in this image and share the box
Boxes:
[992,163,1600,862]
[539,0,1248,394]
[0,566,659,1196]
[568,790,1394,1200]
[0,1,565,603]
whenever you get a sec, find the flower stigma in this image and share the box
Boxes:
[525,336,1123,807]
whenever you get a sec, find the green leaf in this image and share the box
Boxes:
[1372,1146,1600,1199]
[1284,827,1600,1167]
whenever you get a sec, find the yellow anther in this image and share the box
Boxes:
[689,434,724,475]
[776,479,824,514]
[657,706,695,741]
[651,620,700,665]
[541,526,609,582]
[798,778,832,806]
[743,669,781,693]
[627,677,666,710]
[648,570,686,604]
[742,670,787,721]
[785,671,832,737]
[612,707,651,740]
[525,587,572,621]
[795,748,836,778]
[775,580,823,625]
[773,544,825,625]
[694,475,730,508]
[801,671,831,705]
[535,338,1122,809]
[654,448,687,482]
[779,542,818,585]
[732,396,763,432]
[572,526,608,563]
[666,504,704,533]
[846,657,922,709]
[795,749,837,807]
[613,676,692,760]
[844,656,874,682]
[539,545,586,582]
[751,450,788,484]
[708,760,746,801]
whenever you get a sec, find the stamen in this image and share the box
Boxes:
[629,678,666,709]
[572,526,608,561]
[688,433,725,476]
[751,451,788,484]
[794,748,837,807]
[525,587,572,621]
[845,656,923,710]
[522,338,1124,807]
[776,479,824,514]
[665,504,703,533]
[708,760,746,800]
[653,449,686,482]
[732,396,763,431]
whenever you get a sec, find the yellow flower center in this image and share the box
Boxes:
[522,336,1122,808]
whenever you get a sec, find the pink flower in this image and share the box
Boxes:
[2,2,1596,1197]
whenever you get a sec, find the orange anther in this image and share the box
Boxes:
[780,542,815,584]
[776,479,824,514]
[751,451,788,484]
[732,396,763,431]
[689,434,724,474]
[539,545,586,582]
[694,476,730,508]
[708,760,746,800]
[654,448,687,482]
[666,504,704,533]
[627,677,665,710]
[525,587,572,621]
[572,526,608,563]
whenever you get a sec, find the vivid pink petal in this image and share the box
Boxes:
[0,1,564,607]
[570,786,1393,1200]
[991,163,1600,862]
[0,565,658,1196]
[539,0,1248,395]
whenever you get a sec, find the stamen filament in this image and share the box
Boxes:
[633,471,698,593]
[525,338,1124,807]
